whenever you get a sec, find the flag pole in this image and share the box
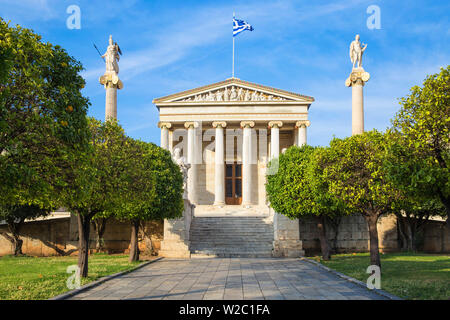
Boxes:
[232,36,235,78]
[232,12,235,78]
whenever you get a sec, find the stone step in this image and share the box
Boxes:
[190,232,273,237]
[190,244,273,248]
[189,216,274,257]
[190,243,272,251]
[191,222,273,228]
[190,237,273,245]
[191,251,273,258]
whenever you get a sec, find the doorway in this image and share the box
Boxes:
[225,163,242,205]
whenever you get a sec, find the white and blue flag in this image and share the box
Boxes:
[233,16,254,37]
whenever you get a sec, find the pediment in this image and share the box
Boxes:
[173,85,293,102]
[153,78,314,104]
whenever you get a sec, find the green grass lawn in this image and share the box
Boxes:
[312,252,450,300]
[0,253,143,300]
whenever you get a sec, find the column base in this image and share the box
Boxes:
[159,199,194,258]
[159,240,191,258]
[272,210,304,258]
[272,240,305,258]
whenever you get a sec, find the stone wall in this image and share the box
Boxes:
[299,214,399,255]
[0,215,164,257]
[422,220,450,253]
[0,218,76,256]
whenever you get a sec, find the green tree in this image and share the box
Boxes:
[318,130,400,268]
[266,146,348,260]
[0,20,89,255]
[392,196,445,251]
[389,66,449,221]
[385,130,447,249]
[92,213,112,253]
[114,141,183,262]
[63,118,128,277]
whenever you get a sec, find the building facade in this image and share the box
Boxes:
[155,77,314,258]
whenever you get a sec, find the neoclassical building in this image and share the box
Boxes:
[155,77,314,258]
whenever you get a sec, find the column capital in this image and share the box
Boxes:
[268,121,283,129]
[158,121,172,129]
[212,121,227,128]
[184,121,199,129]
[345,68,370,87]
[99,73,123,90]
[295,120,311,128]
[240,121,255,129]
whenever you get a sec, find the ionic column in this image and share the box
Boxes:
[99,73,123,121]
[268,121,283,159]
[185,121,199,204]
[212,121,226,206]
[295,120,310,146]
[158,122,172,150]
[345,68,370,135]
[241,121,255,207]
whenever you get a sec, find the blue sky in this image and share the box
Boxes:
[1,0,449,146]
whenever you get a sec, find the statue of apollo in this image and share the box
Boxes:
[349,34,367,69]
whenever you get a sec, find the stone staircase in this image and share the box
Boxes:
[189,216,274,258]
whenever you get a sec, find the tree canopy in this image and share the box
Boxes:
[114,140,183,261]
[388,66,450,218]
[266,146,349,260]
[316,130,400,268]
[0,20,90,255]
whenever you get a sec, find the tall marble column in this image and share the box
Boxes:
[212,122,226,206]
[158,122,172,150]
[295,120,310,146]
[185,121,198,204]
[346,69,370,135]
[99,35,123,121]
[241,121,254,207]
[268,121,283,159]
[100,74,123,121]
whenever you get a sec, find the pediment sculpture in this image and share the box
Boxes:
[175,86,290,102]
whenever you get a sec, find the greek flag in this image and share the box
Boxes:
[233,16,254,37]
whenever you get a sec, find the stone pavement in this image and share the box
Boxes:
[67,258,386,300]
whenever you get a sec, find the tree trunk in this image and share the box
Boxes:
[396,214,408,251]
[316,216,331,261]
[77,213,92,278]
[437,192,450,226]
[364,213,381,269]
[7,219,24,256]
[93,218,108,252]
[325,216,341,254]
[405,222,414,251]
[129,220,140,262]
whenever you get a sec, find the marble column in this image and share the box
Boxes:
[346,68,370,135]
[241,121,255,207]
[99,73,123,121]
[295,120,310,146]
[185,121,198,204]
[213,121,226,206]
[268,121,283,159]
[158,122,172,150]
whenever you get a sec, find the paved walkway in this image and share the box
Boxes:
[68,258,386,300]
